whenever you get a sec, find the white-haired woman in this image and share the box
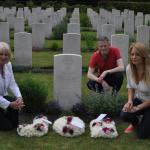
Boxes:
[0,42,24,131]
[120,42,150,139]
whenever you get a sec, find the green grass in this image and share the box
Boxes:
[0,123,150,150]
[17,51,93,68]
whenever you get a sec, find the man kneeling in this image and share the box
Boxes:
[87,36,124,95]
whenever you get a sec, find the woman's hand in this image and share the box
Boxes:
[9,98,25,110]
[122,100,133,112]
[128,106,138,113]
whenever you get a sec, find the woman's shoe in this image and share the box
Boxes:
[124,125,135,133]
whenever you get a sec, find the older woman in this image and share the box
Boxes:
[0,42,24,131]
[120,42,150,139]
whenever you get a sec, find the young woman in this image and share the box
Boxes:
[0,42,24,131]
[120,42,150,139]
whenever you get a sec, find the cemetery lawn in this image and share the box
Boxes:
[0,123,150,150]
[22,51,93,68]
[0,74,148,149]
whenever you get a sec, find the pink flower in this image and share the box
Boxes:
[102,127,111,135]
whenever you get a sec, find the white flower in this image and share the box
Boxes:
[53,116,85,137]
[90,118,118,138]
[17,115,51,137]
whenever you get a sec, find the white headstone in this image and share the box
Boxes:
[14,32,32,67]
[136,25,150,47]
[111,34,129,67]
[54,54,82,110]
[67,23,80,34]
[0,22,9,43]
[63,33,81,55]
[32,23,45,50]
[102,24,115,40]
[14,17,24,33]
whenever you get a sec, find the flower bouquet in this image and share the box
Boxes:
[53,116,85,137]
[90,117,118,138]
[17,115,52,137]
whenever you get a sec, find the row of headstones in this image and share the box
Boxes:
[87,8,150,32]
[87,8,150,47]
[64,8,81,55]
[0,7,66,50]
[0,6,66,28]
[54,8,81,110]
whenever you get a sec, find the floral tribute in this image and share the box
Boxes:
[17,115,52,137]
[53,116,85,137]
[90,117,118,138]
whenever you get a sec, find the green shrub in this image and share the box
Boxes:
[80,13,91,27]
[16,3,24,8]
[25,26,32,33]
[10,30,14,39]
[83,33,95,51]
[51,42,59,51]
[18,75,48,113]
[82,91,126,117]
[51,17,68,40]
[26,0,35,9]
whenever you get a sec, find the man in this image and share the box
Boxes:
[87,36,124,95]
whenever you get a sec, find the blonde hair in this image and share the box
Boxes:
[0,42,12,60]
[129,42,150,85]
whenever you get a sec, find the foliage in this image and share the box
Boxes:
[45,100,62,115]
[51,17,68,40]
[99,1,150,14]
[18,75,48,113]
[82,91,127,117]
[82,33,95,51]
[80,13,91,27]
[26,0,35,8]
[25,26,32,33]
[16,3,24,8]
[50,42,59,51]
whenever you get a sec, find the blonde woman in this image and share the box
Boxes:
[0,42,24,131]
[121,42,150,139]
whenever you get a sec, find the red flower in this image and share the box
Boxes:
[62,126,68,134]
[103,118,112,123]
[67,116,73,124]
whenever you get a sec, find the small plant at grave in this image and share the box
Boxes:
[51,42,59,51]
[18,76,48,113]
[10,30,14,39]
[129,35,136,44]
[82,91,127,117]
[72,102,89,117]
[51,17,68,40]
[25,26,32,33]
[45,100,62,115]
[80,13,91,27]
[83,33,95,51]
